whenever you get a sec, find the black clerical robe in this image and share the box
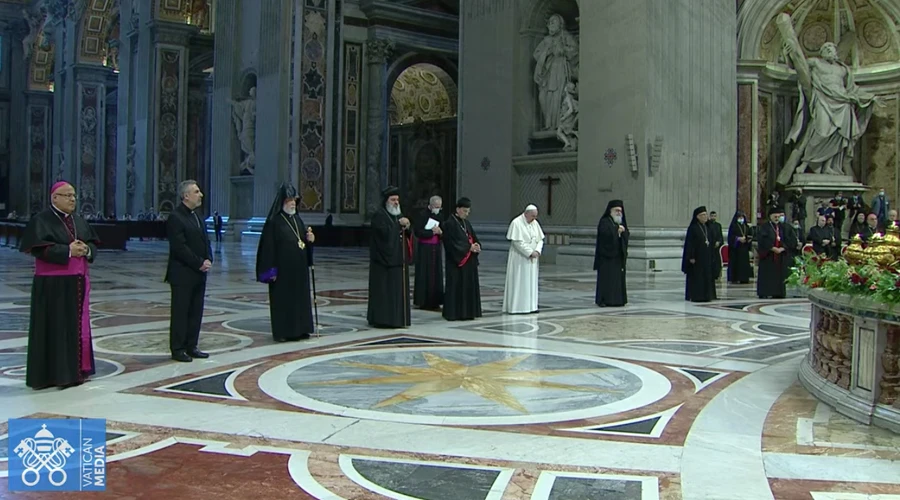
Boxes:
[413,208,444,310]
[682,222,717,302]
[757,222,798,299]
[726,221,753,284]
[593,216,628,307]
[823,224,841,260]
[19,207,100,389]
[442,215,482,321]
[367,208,412,328]
[256,213,314,341]
[808,224,835,258]
[708,220,725,280]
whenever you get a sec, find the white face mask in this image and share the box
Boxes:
[778,215,786,223]
[612,215,623,224]
[737,218,744,224]
[431,207,441,215]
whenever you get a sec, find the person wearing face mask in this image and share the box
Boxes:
[830,191,847,232]
[593,199,629,307]
[413,195,445,311]
[872,188,890,227]
[682,207,717,302]
[808,215,832,257]
[707,211,725,281]
[726,211,753,284]
[757,206,798,299]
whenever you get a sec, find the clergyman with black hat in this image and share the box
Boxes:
[682,206,717,302]
[593,199,629,307]
[255,183,316,341]
[441,197,483,321]
[367,186,413,328]
[756,205,797,299]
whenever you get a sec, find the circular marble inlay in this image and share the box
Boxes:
[0,353,124,380]
[223,318,357,335]
[258,347,672,426]
[93,331,251,356]
[91,299,226,317]
[759,302,810,320]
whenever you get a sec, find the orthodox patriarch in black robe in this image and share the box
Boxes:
[726,211,753,284]
[442,197,483,321]
[682,206,717,302]
[255,183,315,341]
[593,199,629,307]
[367,186,413,328]
[413,201,445,310]
[707,213,725,280]
[757,206,798,299]
[19,181,100,389]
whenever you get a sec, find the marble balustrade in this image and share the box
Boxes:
[801,289,900,434]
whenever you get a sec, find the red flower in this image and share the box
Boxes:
[850,273,867,285]
[803,276,810,284]
[870,284,878,291]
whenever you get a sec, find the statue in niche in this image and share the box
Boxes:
[106,43,119,71]
[229,86,257,175]
[775,13,884,185]
[190,0,210,31]
[533,13,578,131]
[556,82,578,151]
[21,8,46,61]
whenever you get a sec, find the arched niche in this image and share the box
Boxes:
[389,63,458,126]
[517,0,579,149]
[739,0,900,69]
[238,71,257,97]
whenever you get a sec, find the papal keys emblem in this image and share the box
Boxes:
[13,424,75,487]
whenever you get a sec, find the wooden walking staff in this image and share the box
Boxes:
[307,226,320,337]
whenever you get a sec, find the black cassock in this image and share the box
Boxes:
[807,225,833,257]
[824,224,842,260]
[367,208,412,328]
[442,215,482,321]
[255,213,314,341]
[593,216,629,307]
[708,220,725,279]
[757,222,797,298]
[19,207,100,389]
[682,222,717,302]
[413,208,444,310]
[726,220,753,284]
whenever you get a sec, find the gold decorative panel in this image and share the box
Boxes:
[77,0,116,64]
[389,63,457,126]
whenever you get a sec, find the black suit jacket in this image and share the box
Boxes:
[165,203,212,285]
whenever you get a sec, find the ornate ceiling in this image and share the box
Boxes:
[755,0,900,67]
[389,63,457,126]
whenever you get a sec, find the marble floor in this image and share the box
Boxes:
[1,241,899,499]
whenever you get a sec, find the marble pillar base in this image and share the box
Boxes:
[787,174,868,192]
[548,227,685,272]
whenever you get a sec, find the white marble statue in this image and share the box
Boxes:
[775,13,883,185]
[556,82,578,151]
[533,13,578,131]
[21,8,46,61]
[229,87,256,175]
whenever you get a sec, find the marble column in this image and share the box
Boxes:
[115,0,137,217]
[187,73,210,196]
[209,0,238,218]
[52,17,80,188]
[72,65,114,215]
[364,38,393,218]
[576,0,737,227]
[24,93,52,215]
[4,21,29,214]
[253,0,294,216]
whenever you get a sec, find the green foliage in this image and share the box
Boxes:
[788,252,900,305]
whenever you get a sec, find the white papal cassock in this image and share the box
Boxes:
[502,208,545,314]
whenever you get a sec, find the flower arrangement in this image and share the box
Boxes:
[788,226,900,305]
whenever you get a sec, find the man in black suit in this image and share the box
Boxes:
[165,180,212,362]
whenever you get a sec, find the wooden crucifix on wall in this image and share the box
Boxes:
[540,175,561,216]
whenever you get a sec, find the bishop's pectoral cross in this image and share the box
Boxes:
[540,175,561,216]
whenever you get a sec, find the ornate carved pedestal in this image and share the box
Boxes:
[802,290,900,434]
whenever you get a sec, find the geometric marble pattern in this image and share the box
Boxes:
[0,240,897,498]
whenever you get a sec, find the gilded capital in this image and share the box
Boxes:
[366,39,394,64]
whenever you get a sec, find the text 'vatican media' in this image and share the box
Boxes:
[7,418,107,492]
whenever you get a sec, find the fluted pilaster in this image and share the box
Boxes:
[209,0,239,216]
[252,0,293,216]
[115,0,136,216]
[6,22,29,213]
[364,38,393,218]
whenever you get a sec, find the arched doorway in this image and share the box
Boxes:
[387,61,458,210]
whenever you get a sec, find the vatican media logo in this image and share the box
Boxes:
[7,418,107,491]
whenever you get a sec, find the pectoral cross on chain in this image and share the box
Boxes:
[540,175,561,216]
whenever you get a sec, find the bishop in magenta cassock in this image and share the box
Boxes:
[18,181,100,389]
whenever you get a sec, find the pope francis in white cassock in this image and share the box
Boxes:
[503,205,545,314]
